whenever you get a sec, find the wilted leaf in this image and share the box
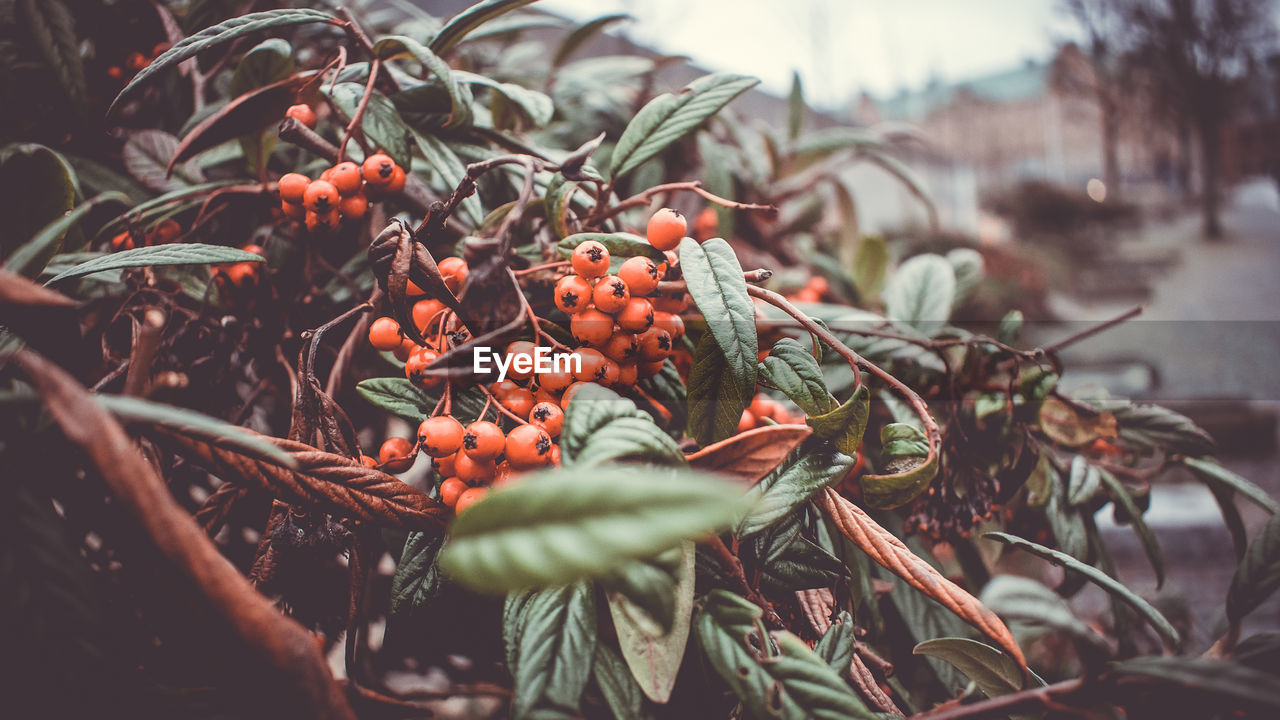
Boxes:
[686,424,812,482]
[1040,396,1118,448]
[861,423,937,509]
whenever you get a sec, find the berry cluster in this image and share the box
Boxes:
[277,153,406,233]
[736,392,805,433]
[104,42,171,82]
[362,208,702,515]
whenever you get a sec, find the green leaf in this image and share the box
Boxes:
[984,531,1180,648]
[327,83,413,170]
[1177,457,1279,514]
[610,73,759,179]
[356,377,434,420]
[505,583,597,719]
[861,423,937,509]
[790,127,882,158]
[1097,468,1164,587]
[883,253,955,333]
[888,573,972,694]
[389,531,443,618]
[980,575,1105,647]
[679,237,757,405]
[696,591,875,720]
[698,133,736,241]
[592,644,647,719]
[1226,512,1280,624]
[5,193,129,278]
[0,143,75,256]
[608,542,696,704]
[230,38,294,97]
[601,547,682,632]
[123,130,205,191]
[813,611,854,673]
[637,359,688,432]
[851,235,888,299]
[412,133,483,226]
[110,9,334,115]
[999,310,1024,345]
[760,338,831,415]
[18,0,86,115]
[429,0,540,56]
[687,333,749,445]
[787,70,804,140]
[545,176,579,239]
[913,637,1027,698]
[1113,403,1215,456]
[1109,656,1280,709]
[556,232,665,266]
[455,70,554,128]
[553,13,631,68]
[46,244,262,284]
[374,36,466,127]
[96,395,294,467]
[946,247,984,304]
[806,385,870,455]
[739,444,855,537]
[440,466,747,593]
[561,384,682,466]
[1066,455,1102,507]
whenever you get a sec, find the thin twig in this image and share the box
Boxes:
[591,180,777,225]
[338,59,381,160]
[123,308,166,396]
[1042,305,1143,354]
[907,679,1086,720]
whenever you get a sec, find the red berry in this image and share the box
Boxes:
[570,308,614,347]
[286,104,316,128]
[362,153,396,186]
[418,415,465,457]
[529,402,564,437]
[616,297,654,333]
[440,477,468,507]
[454,487,487,514]
[619,256,660,296]
[379,437,415,465]
[592,275,630,314]
[278,172,310,204]
[646,208,686,251]
[368,317,403,351]
[463,421,505,461]
[505,423,553,469]
[571,240,610,278]
[554,274,592,314]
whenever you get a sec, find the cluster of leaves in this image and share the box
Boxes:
[1,2,1279,719]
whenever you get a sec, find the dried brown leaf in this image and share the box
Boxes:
[153,428,447,531]
[818,488,1028,674]
[13,349,356,720]
[686,423,813,482]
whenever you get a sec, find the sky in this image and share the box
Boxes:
[537,0,1082,109]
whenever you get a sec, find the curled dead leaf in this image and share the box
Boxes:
[686,424,813,483]
[817,488,1028,677]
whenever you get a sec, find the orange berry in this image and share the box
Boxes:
[440,477,468,508]
[407,279,425,296]
[435,451,458,478]
[281,200,305,219]
[619,256,660,296]
[571,240,610,278]
[505,423,553,469]
[638,359,666,377]
[463,421,505,461]
[438,256,468,292]
[386,165,407,193]
[393,337,417,362]
[329,162,363,195]
[570,308,614,348]
[562,381,592,407]
[110,230,134,251]
[597,358,621,386]
[126,51,149,71]
[224,262,258,288]
[305,208,341,233]
[532,384,561,407]
[455,453,498,484]
[278,173,310,203]
[106,66,123,80]
[554,274,592,314]
[602,331,638,363]
[405,347,441,388]
[637,326,673,361]
[616,297,654,333]
[418,415,465,458]
[151,42,172,57]
[361,455,378,468]
[616,362,638,387]
[646,208,686,251]
[454,487,487,514]
[339,192,368,220]
[501,387,536,419]
[737,409,756,433]
[413,298,446,333]
[379,436,415,465]
[807,275,829,295]
[303,180,339,214]
[490,379,519,396]
[368,317,403,351]
[362,153,396,186]
[286,104,316,128]
[537,368,574,393]
[653,289,689,314]
[504,340,537,382]
[529,402,564,437]
[571,348,606,382]
[151,218,181,244]
[592,275,630,314]
[653,311,685,341]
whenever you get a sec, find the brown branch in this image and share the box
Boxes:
[123,308,165,396]
[907,679,1087,720]
[591,180,778,225]
[12,349,357,720]
[338,58,381,160]
[705,535,785,628]
[1043,305,1143,354]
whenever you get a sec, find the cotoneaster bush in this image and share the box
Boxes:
[1,1,1278,719]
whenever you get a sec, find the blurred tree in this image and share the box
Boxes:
[1124,0,1277,239]
[1059,0,1128,202]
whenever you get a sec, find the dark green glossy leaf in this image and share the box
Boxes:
[123,130,205,191]
[18,0,85,114]
[374,36,467,127]
[429,0,540,56]
[455,70,554,128]
[110,9,334,115]
[610,73,759,179]
[687,333,749,445]
[553,13,631,68]
[1109,656,1280,709]
[327,83,413,170]
[1113,403,1215,456]
[230,38,293,97]
[440,466,747,592]
[1227,512,1280,624]
[807,385,869,455]
[680,237,757,407]
[1098,468,1164,587]
[759,338,831,416]
[412,132,483,225]
[739,444,854,537]
[389,531,443,618]
[505,582,597,719]
[592,644,647,719]
[813,611,854,673]
[561,384,682,466]
[601,546,682,632]
[985,531,1180,647]
[5,193,129,278]
[0,144,75,256]
[1178,457,1278,514]
[46,244,261,284]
